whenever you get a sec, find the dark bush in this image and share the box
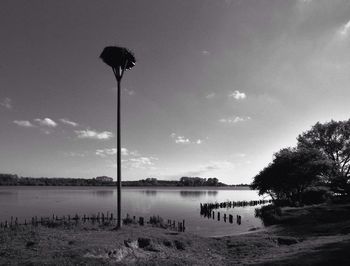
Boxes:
[301,187,330,205]
[255,204,282,226]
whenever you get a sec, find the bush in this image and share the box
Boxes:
[255,204,282,226]
[301,187,330,205]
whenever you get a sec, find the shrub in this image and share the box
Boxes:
[301,187,330,205]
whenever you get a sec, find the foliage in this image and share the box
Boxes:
[297,119,350,195]
[100,46,136,80]
[179,177,224,186]
[301,187,331,205]
[251,148,332,204]
[0,174,227,187]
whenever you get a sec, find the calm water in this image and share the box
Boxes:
[0,186,267,237]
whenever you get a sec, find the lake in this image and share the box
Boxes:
[0,186,267,237]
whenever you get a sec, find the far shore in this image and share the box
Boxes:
[0,185,251,190]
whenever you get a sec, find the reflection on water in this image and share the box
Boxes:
[0,186,265,237]
[180,190,217,198]
[141,190,158,196]
[139,189,218,198]
[92,190,114,197]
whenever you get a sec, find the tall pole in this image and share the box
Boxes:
[116,76,122,229]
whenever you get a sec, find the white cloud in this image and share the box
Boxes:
[170,133,203,145]
[203,160,235,171]
[64,151,87,157]
[1,97,12,109]
[175,136,190,144]
[219,116,251,124]
[60,118,78,127]
[34,118,57,127]
[75,129,114,140]
[232,153,247,158]
[205,93,216,99]
[96,148,117,157]
[339,20,350,36]
[180,160,235,177]
[13,120,34,127]
[128,156,158,169]
[201,50,210,55]
[121,148,129,156]
[229,90,247,100]
[96,147,140,157]
[123,88,135,96]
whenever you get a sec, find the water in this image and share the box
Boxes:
[0,186,267,237]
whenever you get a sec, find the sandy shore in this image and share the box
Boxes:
[1,203,350,265]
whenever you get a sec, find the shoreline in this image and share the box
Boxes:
[1,203,350,265]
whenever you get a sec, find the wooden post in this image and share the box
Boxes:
[217,212,220,221]
[229,214,233,224]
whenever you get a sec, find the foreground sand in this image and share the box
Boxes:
[1,203,350,265]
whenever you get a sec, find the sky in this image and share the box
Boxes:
[1,0,350,184]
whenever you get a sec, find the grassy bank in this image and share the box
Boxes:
[1,203,350,265]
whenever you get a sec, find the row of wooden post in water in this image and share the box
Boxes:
[200,199,272,215]
[0,213,185,232]
[199,199,272,225]
[202,210,242,225]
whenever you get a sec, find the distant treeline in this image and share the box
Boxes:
[0,174,240,187]
[123,177,230,187]
[0,174,115,186]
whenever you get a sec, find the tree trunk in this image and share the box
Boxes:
[116,79,122,229]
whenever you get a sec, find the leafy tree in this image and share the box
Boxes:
[100,46,136,229]
[297,119,350,195]
[251,148,331,204]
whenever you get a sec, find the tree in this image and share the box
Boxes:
[100,46,136,229]
[251,148,331,204]
[297,119,350,195]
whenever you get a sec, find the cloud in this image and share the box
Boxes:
[229,90,247,100]
[201,50,210,55]
[95,147,131,157]
[203,160,235,171]
[232,153,247,158]
[205,93,216,99]
[180,160,235,177]
[75,129,114,140]
[123,88,135,96]
[64,151,87,157]
[1,97,12,109]
[13,120,34,127]
[219,116,251,124]
[96,147,140,157]
[128,156,158,169]
[108,151,158,170]
[170,133,202,145]
[339,20,350,36]
[121,148,129,156]
[175,136,190,144]
[96,148,117,157]
[34,118,57,127]
[60,118,78,127]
